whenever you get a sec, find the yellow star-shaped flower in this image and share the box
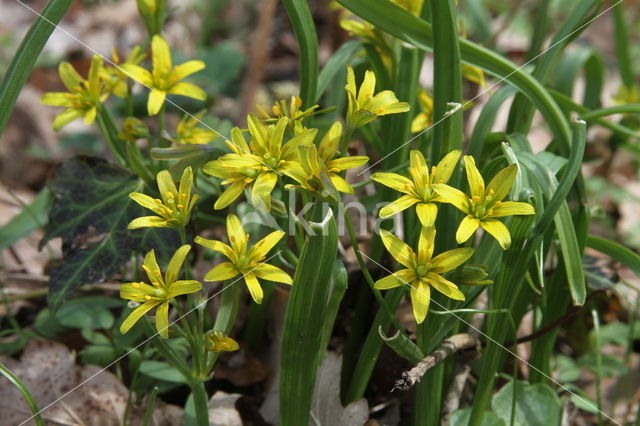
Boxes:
[375,227,474,324]
[433,156,535,249]
[372,149,460,227]
[175,110,219,145]
[122,35,206,115]
[195,214,292,304]
[120,245,202,338]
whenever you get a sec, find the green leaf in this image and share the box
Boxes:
[280,209,340,426]
[378,326,423,364]
[79,344,117,367]
[578,353,628,377]
[81,329,111,346]
[55,298,116,329]
[316,40,362,103]
[491,381,562,426]
[554,354,581,383]
[33,308,68,339]
[0,0,73,137]
[0,188,51,250]
[139,360,188,384]
[450,408,505,426]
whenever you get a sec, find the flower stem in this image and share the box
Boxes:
[188,379,209,426]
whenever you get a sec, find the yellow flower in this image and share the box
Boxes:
[203,115,316,210]
[175,110,218,144]
[118,117,149,142]
[129,166,199,229]
[120,245,202,338]
[375,227,473,324]
[411,90,434,133]
[205,331,240,352]
[287,122,368,197]
[433,156,535,249]
[372,149,461,227]
[256,96,320,123]
[41,55,108,131]
[122,35,206,115]
[345,66,410,129]
[102,46,146,98]
[195,214,292,304]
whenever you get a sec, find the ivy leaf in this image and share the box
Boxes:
[41,156,181,311]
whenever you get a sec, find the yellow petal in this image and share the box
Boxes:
[281,128,317,159]
[254,263,292,284]
[417,226,435,264]
[456,215,480,244]
[379,194,419,218]
[330,174,354,194]
[148,89,166,115]
[433,149,461,184]
[129,192,166,216]
[374,268,415,289]
[120,282,157,302]
[490,201,535,217]
[463,156,485,198]
[204,262,239,281]
[120,64,153,87]
[152,35,172,75]
[194,236,234,259]
[486,164,518,203]
[156,170,178,203]
[358,70,376,103]
[318,121,342,160]
[58,62,83,91]
[128,216,169,229]
[120,301,160,334]
[165,244,191,284]
[41,92,76,107]
[168,280,202,297]
[379,229,415,268]
[416,202,438,227]
[178,166,194,200]
[326,156,369,171]
[480,219,512,250]
[430,247,475,274]
[143,249,165,287]
[83,107,97,125]
[345,65,357,98]
[426,274,465,301]
[250,230,285,260]
[52,109,83,131]
[214,181,247,210]
[226,214,247,250]
[244,272,264,304]
[168,82,207,100]
[410,281,431,324]
[251,172,278,211]
[371,172,414,194]
[172,60,205,80]
[432,184,470,213]
[155,302,170,338]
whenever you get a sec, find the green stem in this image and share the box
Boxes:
[142,386,159,426]
[96,104,127,167]
[0,363,44,426]
[188,379,210,426]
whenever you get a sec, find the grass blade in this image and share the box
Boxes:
[0,188,51,250]
[0,362,44,426]
[316,40,362,103]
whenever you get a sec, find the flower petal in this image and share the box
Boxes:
[358,70,376,103]
[41,92,76,107]
[52,109,83,131]
[379,229,415,268]
[155,301,170,338]
[480,219,512,250]
[431,184,470,213]
[379,194,419,218]
[410,281,431,324]
[204,262,239,281]
[250,230,285,260]
[374,268,416,289]
[430,247,475,273]
[486,164,517,203]
[178,166,194,200]
[463,156,485,198]
[214,181,247,210]
[318,121,342,160]
[147,89,166,115]
[129,192,166,216]
[330,174,354,194]
[194,236,234,259]
[371,172,413,194]
[172,60,205,80]
[128,216,169,229]
[120,301,160,334]
[326,156,369,171]
[253,263,292,284]
[417,226,436,264]
[456,215,480,244]
[168,82,207,101]
[58,62,83,91]
[226,214,247,251]
[120,64,153,86]
[143,249,165,287]
[490,201,535,217]
[168,280,203,297]
[432,149,461,184]
[165,245,191,284]
[243,272,264,304]
[426,274,465,301]
[156,170,178,203]
[120,282,157,302]
[251,172,278,211]
[152,35,172,75]
[416,202,438,227]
